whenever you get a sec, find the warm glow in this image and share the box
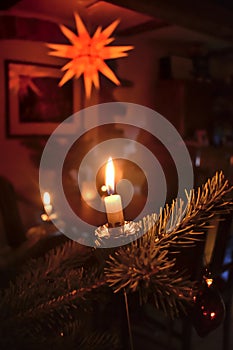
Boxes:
[205,278,213,287]
[210,312,216,319]
[81,181,96,202]
[105,157,115,194]
[101,185,107,192]
[41,213,49,222]
[43,192,51,205]
[47,13,134,98]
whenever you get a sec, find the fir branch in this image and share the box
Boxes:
[105,235,175,293]
[0,321,121,350]
[142,171,233,249]
[1,268,108,335]
[104,172,232,317]
[77,330,121,350]
[0,241,93,321]
[0,242,108,342]
[0,171,232,344]
[104,232,195,317]
[145,269,195,318]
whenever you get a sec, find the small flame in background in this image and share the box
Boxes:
[43,192,51,206]
[205,278,213,287]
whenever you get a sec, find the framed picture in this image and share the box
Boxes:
[5,60,78,136]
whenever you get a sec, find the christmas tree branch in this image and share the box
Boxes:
[143,171,232,249]
[0,171,232,345]
[105,172,233,316]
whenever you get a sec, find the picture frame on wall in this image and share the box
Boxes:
[5,60,79,137]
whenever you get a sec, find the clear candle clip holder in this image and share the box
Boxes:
[95,220,141,246]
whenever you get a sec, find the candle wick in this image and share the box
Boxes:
[107,186,114,196]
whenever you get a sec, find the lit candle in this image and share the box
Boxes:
[104,157,124,227]
[43,192,53,216]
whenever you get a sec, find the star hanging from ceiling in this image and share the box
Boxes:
[47,13,134,98]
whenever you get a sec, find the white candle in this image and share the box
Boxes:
[43,192,53,216]
[104,194,124,227]
[104,157,124,227]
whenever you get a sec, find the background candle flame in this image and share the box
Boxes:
[43,192,51,205]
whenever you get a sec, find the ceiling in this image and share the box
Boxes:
[1,0,233,54]
[3,0,156,29]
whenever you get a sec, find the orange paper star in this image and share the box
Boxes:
[47,13,134,98]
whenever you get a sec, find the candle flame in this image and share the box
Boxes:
[210,312,216,319]
[105,157,115,194]
[43,192,51,205]
[205,278,213,287]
